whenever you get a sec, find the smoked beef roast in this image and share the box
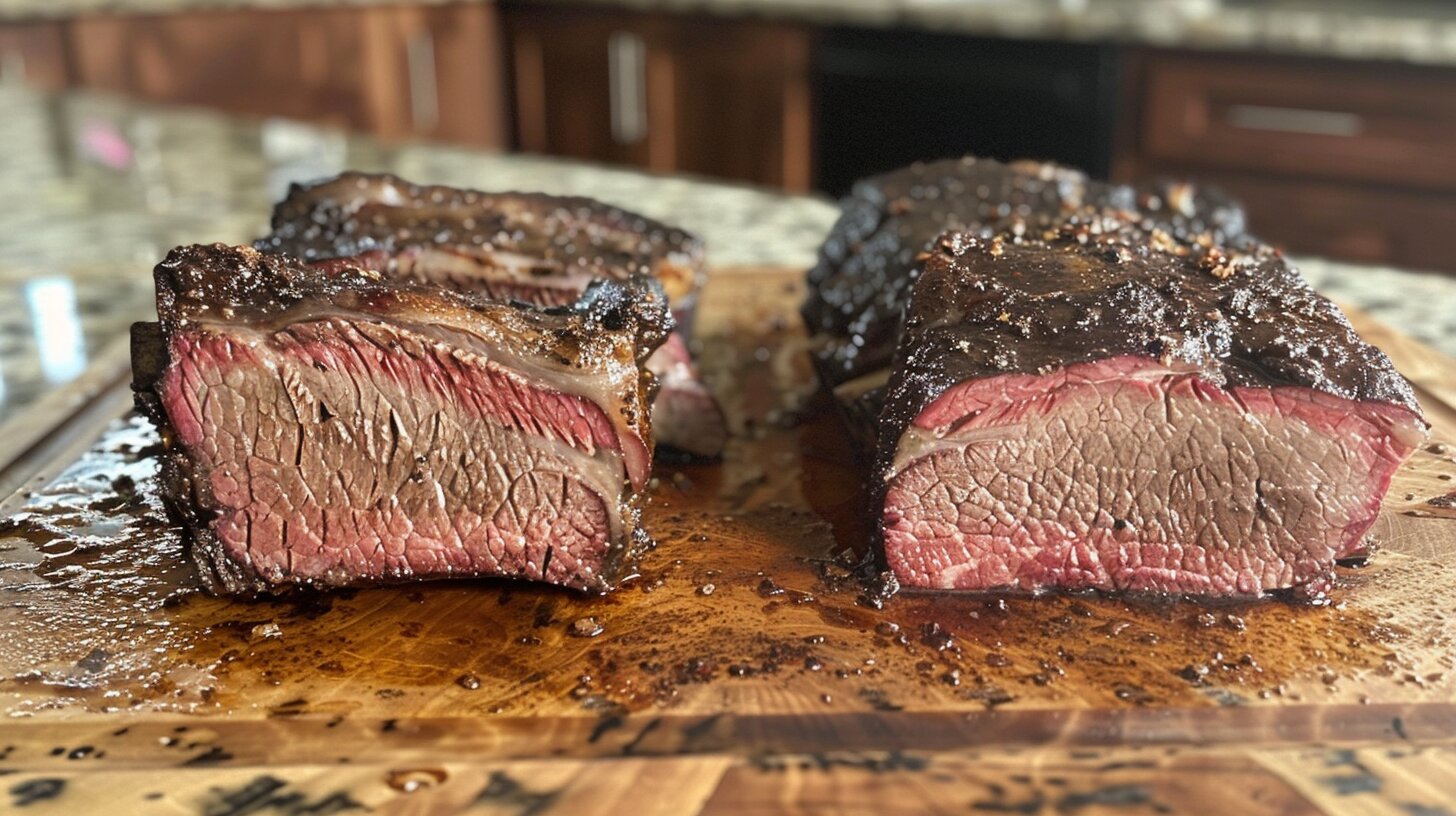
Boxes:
[132,244,671,594]
[876,220,1426,597]
[806,158,1427,598]
[257,172,727,459]
[802,156,1244,445]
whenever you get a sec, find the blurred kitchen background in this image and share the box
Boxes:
[4,0,1456,272]
[2,0,1456,431]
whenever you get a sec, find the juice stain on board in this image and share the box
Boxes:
[0,275,1450,721]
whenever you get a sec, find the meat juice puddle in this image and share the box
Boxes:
[0,311,1448,720]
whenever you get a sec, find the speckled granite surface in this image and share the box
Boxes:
[517,0,1456,66]
[0,85,1451,425]
[7,0,1456,67]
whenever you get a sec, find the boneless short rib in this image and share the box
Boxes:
[807,158,1427,598]
[132,244,671,594]
[257,172,727,459]
[802,157,1245,408]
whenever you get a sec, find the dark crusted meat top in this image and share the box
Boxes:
[256,171,706,305]
[875,214,1425,479]
[803,156,1246,388]
[152,243,674,370]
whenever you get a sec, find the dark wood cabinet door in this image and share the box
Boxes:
[0,22,71,91]
[503,5,813,189]
[660,18,812,191]
[503,7,652,168]
[71,9,381,131]
[68,4,505,147]
[1169,171,1456,272]
[1137,51,1456,194]
[360,4,509,147]
[1119,49,1456,274]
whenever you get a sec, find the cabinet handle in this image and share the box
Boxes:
[1225,104,1361,137]
[407,30,440,134]
[608,31,647,145]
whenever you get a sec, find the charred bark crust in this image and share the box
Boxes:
[133,243,671,595]
[873,219,1425,484]
[256,171,723,459]
[802,156,1247,391]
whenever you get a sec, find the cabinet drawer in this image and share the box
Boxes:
[1140,52,1456,192]
[1161,170,1456,273]
[70,10,379,131]
[69,5,505,146]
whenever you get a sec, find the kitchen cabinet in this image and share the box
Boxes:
[0,21,70,90]
[1116,50,1456,272]
[67,3,506,147]
[503,5,813,191]
[504,8,647,169]
[18,2,1456,269]
[1186,173,1456,271]
[656,17,812,190]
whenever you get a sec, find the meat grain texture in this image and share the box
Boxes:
[132,244,672,594]
[258,172,728,459]
[806,157,1427,598]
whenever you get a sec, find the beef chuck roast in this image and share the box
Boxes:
[875,216,1427,598]
[803,157,1245,445]
[257,172,728,459]
[132,244,671,594]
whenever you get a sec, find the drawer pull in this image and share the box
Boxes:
[1226,104,1362,137]
[608,31,647,145]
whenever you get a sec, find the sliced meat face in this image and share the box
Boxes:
[316,243,729,459]
[260,171,727,459]
[872,217,1426,599]
[883,357,1425,596]
[133,244,668,594]
[161,322,632,591]
[643,332,729,459]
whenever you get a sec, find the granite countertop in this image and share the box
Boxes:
[520,0,1456,66]
[7,0,1456,67]
[0,84,1452,426]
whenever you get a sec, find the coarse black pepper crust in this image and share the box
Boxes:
[132,243,671,594]
[261,171,703,269]
[257,171,706,330]
[802,156,1247,393]
[873,215,1425,483]
[256,171,729,461]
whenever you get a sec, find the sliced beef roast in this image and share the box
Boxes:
[802,156,1246,443]
[875,217,1427,598]
[132,244,671,594]
[258,172,728,458]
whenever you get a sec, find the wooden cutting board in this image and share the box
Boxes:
[0,267,1453,815]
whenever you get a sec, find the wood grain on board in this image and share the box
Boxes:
[4,744,1455,815]
[0,267,1452,814]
